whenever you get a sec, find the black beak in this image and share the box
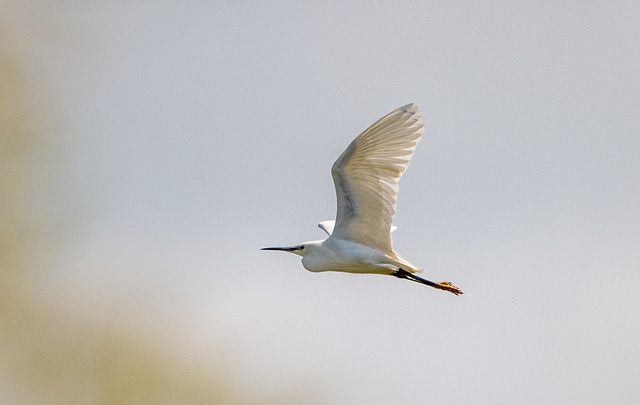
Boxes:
[261,246,298,252]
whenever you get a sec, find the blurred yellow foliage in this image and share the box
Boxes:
[0,42,318,405]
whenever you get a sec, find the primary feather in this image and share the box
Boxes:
[330,104,424,257]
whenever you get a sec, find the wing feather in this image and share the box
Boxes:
[331,104,425,256]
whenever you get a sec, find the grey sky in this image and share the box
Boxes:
[3,1,639,403]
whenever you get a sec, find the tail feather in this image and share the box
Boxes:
[385,255,422,273]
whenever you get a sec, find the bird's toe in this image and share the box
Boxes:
[437,281,463,295]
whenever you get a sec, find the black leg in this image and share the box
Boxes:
[392,268,463,295]
[392,268,440,288]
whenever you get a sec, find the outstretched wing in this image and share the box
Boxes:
[318,220,335,236]
[330,104,424,256]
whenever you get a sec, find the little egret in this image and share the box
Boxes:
[262,104,462,295]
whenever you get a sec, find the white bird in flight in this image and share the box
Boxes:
[262,104,462,295]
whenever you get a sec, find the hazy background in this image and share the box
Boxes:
[1,1,639,404]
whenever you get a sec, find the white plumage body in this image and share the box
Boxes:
[300,238,412,274]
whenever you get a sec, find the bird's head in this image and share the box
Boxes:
[260,243,309,257]
[261,239,325,257]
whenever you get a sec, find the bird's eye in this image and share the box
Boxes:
[298,245,305,250]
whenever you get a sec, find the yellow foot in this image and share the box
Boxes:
[437,281,463,295]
